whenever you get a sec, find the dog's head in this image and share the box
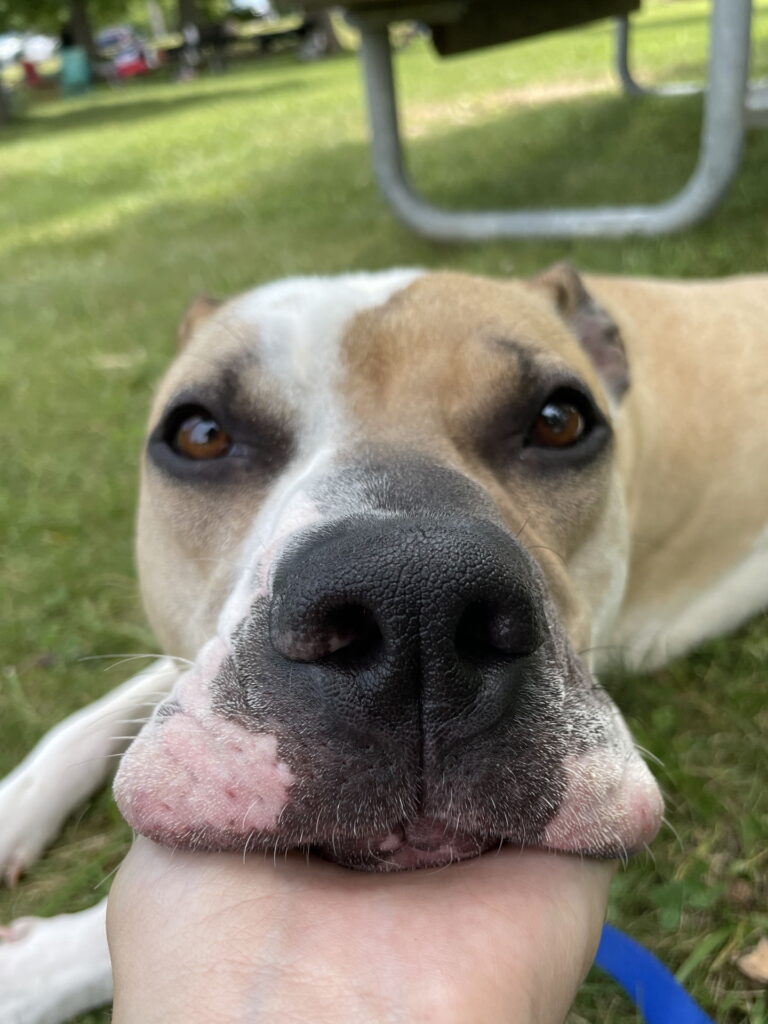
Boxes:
[115,266,662,870]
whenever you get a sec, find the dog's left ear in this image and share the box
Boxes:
[531,261,630,401]
[177,295,222,350]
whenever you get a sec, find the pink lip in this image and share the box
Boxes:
[314,818,493,871]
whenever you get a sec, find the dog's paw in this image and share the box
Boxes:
[0,767,68,886]
[0,903,112,1024]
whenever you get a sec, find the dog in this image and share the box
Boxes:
[1,263,766,1022]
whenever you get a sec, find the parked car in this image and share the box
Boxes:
[96,26,158,79]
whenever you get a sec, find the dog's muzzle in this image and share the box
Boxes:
[115,513,662,871]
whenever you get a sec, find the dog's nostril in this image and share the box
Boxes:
[454,601,541,661]
[273,603,383,664]
[322,604,382,664]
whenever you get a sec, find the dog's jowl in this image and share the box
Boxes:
[114,266,678,869]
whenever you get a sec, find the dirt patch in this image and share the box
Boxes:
[405,77,614,137]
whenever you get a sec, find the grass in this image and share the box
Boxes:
[1,3,767,1020]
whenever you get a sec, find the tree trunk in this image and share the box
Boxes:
[177,0,202,30]
[311,11,343,55]
[68,0,98,65]
[300,10,344,60]
[147,0,168,38]
[0,84,13,127]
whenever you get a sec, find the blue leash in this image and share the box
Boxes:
[594,924,716,1024]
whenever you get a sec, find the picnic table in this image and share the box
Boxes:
[303,0,765,240]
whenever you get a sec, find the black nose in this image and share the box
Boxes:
[269,517,545,736]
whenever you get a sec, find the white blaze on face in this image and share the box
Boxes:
[215,269,426,637]
[217,473,326,640]
[228,269,423,439]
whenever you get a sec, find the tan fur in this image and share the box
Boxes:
[588,273,768,657]
[338,274,618,649]
[138,312,284,657]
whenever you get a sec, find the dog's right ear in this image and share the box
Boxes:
[529,262,630,402]
[177,295,222,350]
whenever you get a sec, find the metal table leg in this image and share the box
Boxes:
[615,15,701,97]
[356,0,752,240]
[747,81,768,126]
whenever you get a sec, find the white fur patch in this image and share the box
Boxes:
[228,269,422,443]
[0,658,178,885]
[0,899,111,1023]
[216,457,328,640]
[115,712,293,840]
[216,270,425,638]
[542,747,662,855]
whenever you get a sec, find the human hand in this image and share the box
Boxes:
[108,836,612,1023]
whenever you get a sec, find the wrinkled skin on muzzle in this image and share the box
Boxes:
[115,456,662,871]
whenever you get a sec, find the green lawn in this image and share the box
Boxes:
[1,3,767,1021]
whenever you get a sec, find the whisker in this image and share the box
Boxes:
[80,653,193,671]
[67,705,155,735]
[525,544,568,568]
[64,751,131,769]
[660,814,683,851]
[73,688,176,737]
[94,860,125,890]
[240,799,262,830]
[577,643,627,659]
[641,841,657,868]
[514,514,533,541]
[106,656,190,674]
[634,743,665,769]
[78,653,182,663]
[242,830,255,863]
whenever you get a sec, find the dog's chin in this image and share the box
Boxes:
[115,701,664,871]
[314,823,641,872]
[312,820,495,872]
[119,802,661,874]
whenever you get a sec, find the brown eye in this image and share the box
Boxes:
[530,401,585,448]
[174,413,232,460]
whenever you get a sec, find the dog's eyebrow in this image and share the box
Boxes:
[490,337,588,397]
[474,337,602,445]
[160,351,295,442]
[488,337,542,391]
[216,360,267,411]
[172,351,270,411]
[490,336,545,372]
[492,337,528,358]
